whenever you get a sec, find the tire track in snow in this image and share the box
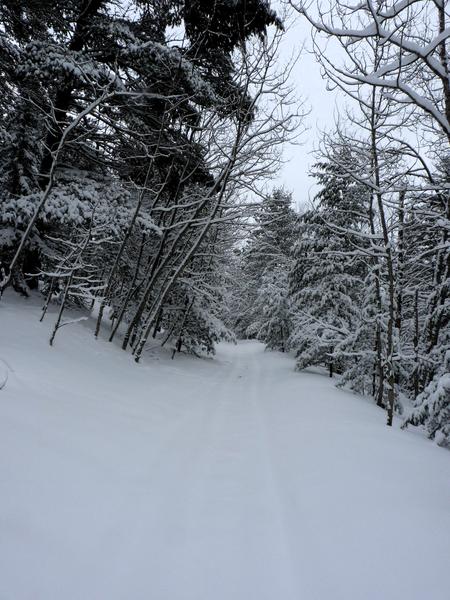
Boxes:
[91,351,245,598]
[168,343,301,600]
[249,348,339,600]
[244,346,303,600]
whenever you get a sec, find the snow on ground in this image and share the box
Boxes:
[1,293,450,600]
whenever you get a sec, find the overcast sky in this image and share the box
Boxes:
[275,10,342,212]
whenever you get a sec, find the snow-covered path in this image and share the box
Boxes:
[1,297,450,600]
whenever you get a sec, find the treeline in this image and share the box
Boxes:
[233,0,450,446]
[232,157,448,445]
[0,0,299,359]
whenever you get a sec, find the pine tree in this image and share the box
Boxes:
[0,0,281,291]
[246,266,291,351]
[229,188,297,346]
[0,0,288,359]
[289,148,369,378]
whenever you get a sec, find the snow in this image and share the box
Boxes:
[1,293,450,600]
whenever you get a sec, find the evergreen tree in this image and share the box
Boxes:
[229,188,297,346]
[289,148,369,377]
[0,0,287,358]
[246,267,291,351]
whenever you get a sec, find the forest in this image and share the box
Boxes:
[1,2,450,599]
[0,1,449,439]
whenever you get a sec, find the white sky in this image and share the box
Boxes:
[274,10,342,212]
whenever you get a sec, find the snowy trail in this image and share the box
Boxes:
[92,344,300,600]
[1,297,450,600]
[166,344,299,600]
